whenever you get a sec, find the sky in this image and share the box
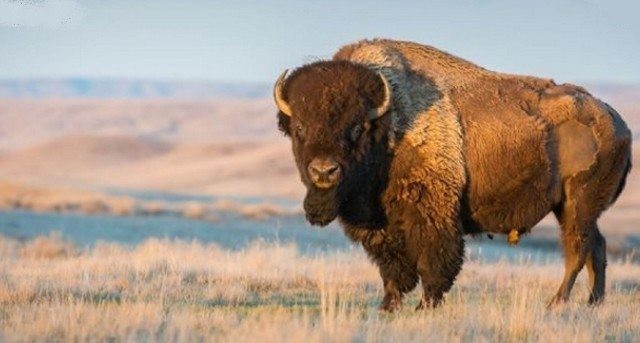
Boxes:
[0,0,638,84]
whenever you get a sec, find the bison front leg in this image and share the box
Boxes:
[395,194,465,309]
[377,254,419,312]
[363,236,419,312]
[414,231,465,309]
[391,177,466,309]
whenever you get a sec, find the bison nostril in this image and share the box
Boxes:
[308,159,341,186]
[311,165,339,177]
[323,165,339,176]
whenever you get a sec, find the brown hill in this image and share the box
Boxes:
[0,84,636,200]
[0,98,277,150]
[0,135,302,198]
[0,135,172,186]
[92,138,302,198]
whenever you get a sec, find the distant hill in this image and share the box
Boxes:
[0,78,270,99]
[0,135,303,198]
[0,98,277,149]
[0,80,635,199]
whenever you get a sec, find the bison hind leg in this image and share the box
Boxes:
[549,177,608,307]
[586,227,606,305]
[548,225,589,307]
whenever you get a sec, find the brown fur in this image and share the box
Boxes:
[278,39,632,311]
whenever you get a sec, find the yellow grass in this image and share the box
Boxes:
[0,180,301,222]
[0,181,136,216]
[0,234,638,342]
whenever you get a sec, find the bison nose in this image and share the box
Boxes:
[308,158,341,188]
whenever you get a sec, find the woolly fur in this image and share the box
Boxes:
[280,39,632,310]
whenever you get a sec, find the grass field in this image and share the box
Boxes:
[0,234,638,342]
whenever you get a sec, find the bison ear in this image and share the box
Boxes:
[369,72,393,120]
[277,111,291,136]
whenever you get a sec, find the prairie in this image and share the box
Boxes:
[0,234,638,342]
[0,83,637,342]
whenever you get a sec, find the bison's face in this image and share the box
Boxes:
[274,61,392,226]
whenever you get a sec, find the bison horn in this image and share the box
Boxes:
[273,69,293,117]
[369,72,393,120]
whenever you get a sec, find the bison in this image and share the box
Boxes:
[274,39,632,311]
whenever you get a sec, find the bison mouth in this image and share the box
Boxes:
[303,187,338,226]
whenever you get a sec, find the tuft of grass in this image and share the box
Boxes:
[18,232,77,260]
[0,234,638,341]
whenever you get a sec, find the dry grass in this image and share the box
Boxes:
[0,180,301,223]
[210,199,302,220]
[0,181,136,216]
[0,235,638,342]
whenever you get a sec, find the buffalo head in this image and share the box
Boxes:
[274,61,393,226]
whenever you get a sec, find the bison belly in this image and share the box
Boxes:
[458,103,560,235]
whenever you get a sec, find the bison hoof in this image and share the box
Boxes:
[379,296,402,313]
[416,297,442,310]
[546,296,566,309]
[587,294,604,306]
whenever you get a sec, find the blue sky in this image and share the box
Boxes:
[0,0,638,83]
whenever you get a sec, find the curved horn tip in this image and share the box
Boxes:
[274,69,293,117]
[277,69,289,82]
[369,72,393,120]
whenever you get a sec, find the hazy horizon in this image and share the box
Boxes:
[1,0,639,84]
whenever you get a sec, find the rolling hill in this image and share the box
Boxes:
[0,80,636,200]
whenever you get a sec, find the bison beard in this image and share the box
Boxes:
[303,156,390,229]
[303,187,338,226]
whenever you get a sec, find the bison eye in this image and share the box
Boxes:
[349,124,362,143]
